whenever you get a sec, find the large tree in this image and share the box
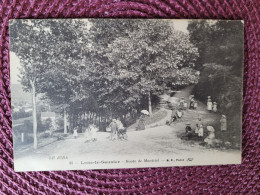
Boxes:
[89,19,199,115]
[11,19,200,136]
[10,20,53,149]
[187,20,243,137]
[187,20,243,73]
[37,19,90,133]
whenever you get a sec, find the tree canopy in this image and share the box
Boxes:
[187,20,243,136]
[10,19,199,131]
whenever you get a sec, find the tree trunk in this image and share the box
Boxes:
[211,80,214,98]
[30,80,37,149]
[64,108,67,134]
[98,113,101,129]
[148,91,152,115]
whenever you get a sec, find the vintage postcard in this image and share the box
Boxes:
[9,19,243,172]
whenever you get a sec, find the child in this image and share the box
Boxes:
[198,125,204,137]
[213,102,217,112]
[189,97,195,109]
[73,127,78,139]
[196,117,202,134]
[109,119,118,140]
[220,115,227,131]
[90,124,98,141]
[207,98,213,112]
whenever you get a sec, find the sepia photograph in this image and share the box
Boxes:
[9,19,243,172]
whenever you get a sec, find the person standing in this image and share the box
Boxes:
[116,118,124,139]
[84,126,92,142]
[136,114,145,130]
[207,98,213,112]
[198,125,204,137]
[91,124,98,141]
[220,115,227,131]
[213,102,218,112]
[109,119,118,140]
[196,117,202,135]
[73,127,78,139]
[189,97,195,109]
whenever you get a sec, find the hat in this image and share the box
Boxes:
[207,126,215,132]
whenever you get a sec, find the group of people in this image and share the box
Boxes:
[167,95,196,125]
[71,118,128,142]
[182,115,228,146]
[179,95,219,113]
[72,124,98,142]
[207,96,218,112]
[169,94,228,147]
[179,95,198,110]
[108,118,127,141]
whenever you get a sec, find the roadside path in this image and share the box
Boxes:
[15,86,224,161]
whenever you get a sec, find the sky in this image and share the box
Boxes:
[10,51,21,84]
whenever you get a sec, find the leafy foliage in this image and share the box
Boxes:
[188,20,243,137]
[87,20,199,116]
[11,19,199,130]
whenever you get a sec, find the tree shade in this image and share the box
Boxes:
[10,19,199,142]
